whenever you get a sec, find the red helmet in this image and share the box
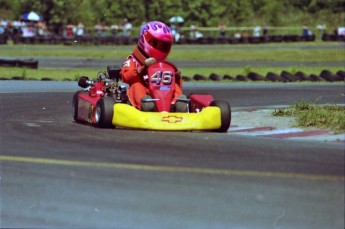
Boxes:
[138,21,173,61]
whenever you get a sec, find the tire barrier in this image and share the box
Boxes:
[281,70,299,82]
[319,69,343,82]
[266,72,285,82]
[209,73,221,81]
[1,69,344,82]
[309,74,324,82]
[189,70,344,83]
[223,74,234,80]
[322,34,345,42]
[193,74,207,81]
[235,75,248,81]
[0,35,8,44]
[247,72,266,81]
[0,58,38,69]
[336,70,345,80]
[182,76,192,82]
[295,71,310,81]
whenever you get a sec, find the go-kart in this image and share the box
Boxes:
[72,61,231,132]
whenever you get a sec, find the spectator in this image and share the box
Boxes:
[174,23,181,43]
[95,22,102,37]
[189,25,202,40]
[189,24,197,39]
[316,24,326,39]
[302,25,312,37]
[0,23,4,35]
[263,24,269,37]
[234,32,241,39]
[101,23,109,37]
[0,19,7,34]
[76,22,85,37]
[219,23,226,37]
[253,25,261,37]
[122,18,132,37]
[66,22,75,37]
[121,18,132,44]
[21,21,36,38]
[195,29,203,39]
[338,27,345,36]
[10,19,23,40]
[37,21,48,36]
[110,22,119,36]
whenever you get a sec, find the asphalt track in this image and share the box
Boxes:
[0,81,344,228]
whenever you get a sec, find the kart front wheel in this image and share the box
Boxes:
[72,90,88,122]
[95,97,116,128]
[210,100,231,132]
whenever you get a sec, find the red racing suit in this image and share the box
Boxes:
[120,46,183,110]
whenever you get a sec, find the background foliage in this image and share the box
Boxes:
[0,0,344,30]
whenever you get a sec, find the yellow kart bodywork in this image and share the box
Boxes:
[112,103,222,131]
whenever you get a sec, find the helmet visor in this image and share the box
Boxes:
[144,32,171,53]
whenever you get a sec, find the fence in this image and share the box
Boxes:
[0,26,343,45]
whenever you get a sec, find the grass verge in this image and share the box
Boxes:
[1,42,344,62]
[273,100,345,133]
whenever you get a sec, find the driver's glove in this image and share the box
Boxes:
[137,57,156,76]
[144,57,156,67]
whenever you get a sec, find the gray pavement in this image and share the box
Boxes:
[0,81,344,228]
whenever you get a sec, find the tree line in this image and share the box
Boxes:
[1,0,344,31]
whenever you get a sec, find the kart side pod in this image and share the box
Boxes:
[189,94,214,112]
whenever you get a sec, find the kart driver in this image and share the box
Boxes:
[120,21,186,111]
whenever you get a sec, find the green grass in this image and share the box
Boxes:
[273,100,345,133]
[171,47,345,62]
[1,42,344,62]
[0,67,97,81]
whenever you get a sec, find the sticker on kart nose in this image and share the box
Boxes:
[162,115,183,123]
[150,70,173,85]
[159,86,170,91]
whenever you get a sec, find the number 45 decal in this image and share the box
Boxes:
[150,71,173,85]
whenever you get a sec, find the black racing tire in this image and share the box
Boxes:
[235,75,248,81]
[281,71,298,82]
[209,73,221,81]
[319,70,336,82]
[336,70,345,80]
[72,90,88,122]
[247,72,266,81]
[309,74,324,82]
[294,71,309,81]
[210,100,231,132]
[182,76,192,81]
[95,97,116,128]
[193,74,207,81]
[223,74,234,80]
[266,72,285,82]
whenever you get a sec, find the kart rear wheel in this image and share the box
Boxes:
[210,100,231,132]
[72,90,88,122]
[95,97,115,128]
